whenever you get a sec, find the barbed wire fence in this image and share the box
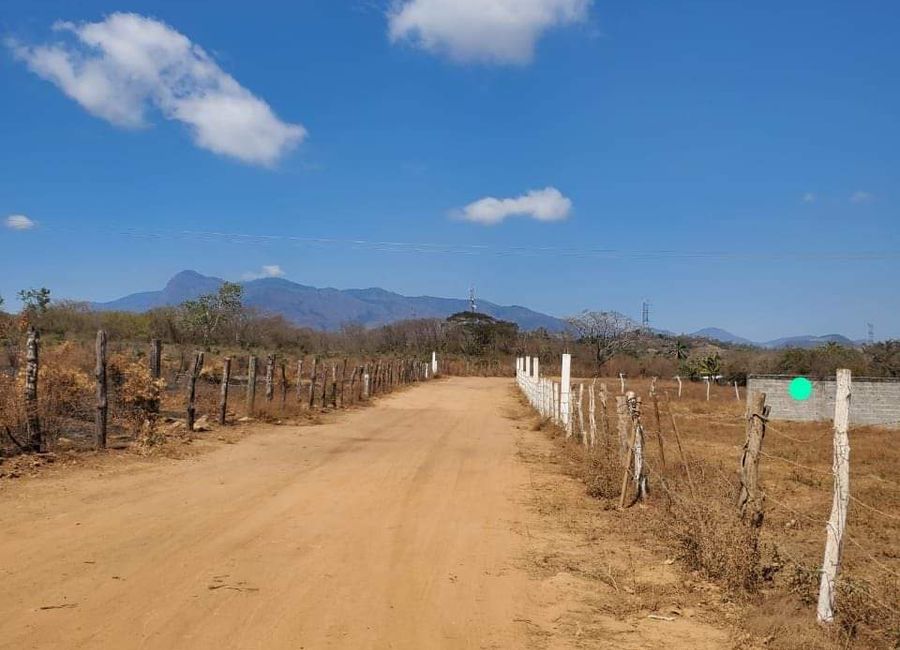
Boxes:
[516,354,899,646]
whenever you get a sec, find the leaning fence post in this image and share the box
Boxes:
[247,355,258,414]
[219,357,231,425]
[95,330,108,449]
[675,375,682,398]
[734,380,741,402]
[24,327,42,452]
[738,392,769,527]
[817,369,852,625]
[186,351,204,431]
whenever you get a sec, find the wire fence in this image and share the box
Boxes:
[516,356,899,648]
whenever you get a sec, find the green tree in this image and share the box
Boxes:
[18,287,51,314]
[179,282,244,348]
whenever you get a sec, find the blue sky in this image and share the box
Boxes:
[1,0,897,340]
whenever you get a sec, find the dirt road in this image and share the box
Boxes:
[0,378,728,649]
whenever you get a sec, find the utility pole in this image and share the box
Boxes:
[866,322,874,345]
[641,300,650,332]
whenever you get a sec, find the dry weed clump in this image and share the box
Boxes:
[109,353,166,451]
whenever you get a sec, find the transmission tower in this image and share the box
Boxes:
[469,286,477,313]
[641,300,650,331]
[867,322,875,345]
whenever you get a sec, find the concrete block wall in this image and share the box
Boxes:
[747,376,900,427]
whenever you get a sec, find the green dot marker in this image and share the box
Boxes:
[789,377,813,401]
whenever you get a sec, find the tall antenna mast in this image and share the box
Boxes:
[469,286,477,313]
[641,300,650,331]
[867,322,875,345]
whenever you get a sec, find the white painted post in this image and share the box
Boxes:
[532,356,539,380]
[676,375,683,398]
[588,380,597,447]
[432,351,438,376]
[525,356,531,379]
[734,381,741,402]
[619,372,625,394]
[560,354,572,437]
[705,377,711,401]
[578,383,586,446]
[363,372,370,399]
[817,369,852,624]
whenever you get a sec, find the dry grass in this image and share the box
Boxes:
[536,376,899,649]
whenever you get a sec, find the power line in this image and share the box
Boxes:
[42,224,900,262]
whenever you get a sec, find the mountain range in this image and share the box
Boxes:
[92,270,568,332]
[91,271,863,348]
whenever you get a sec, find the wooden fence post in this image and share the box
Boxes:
[615,395,629,463]
[675,375,682,397]
[705,377,711,401]
[599,382,609,437]
[95,329,108,449]
[150,338,162,379]
[619,372,625,394]
[737,392,769,527]
[308,357,318,409]
[578,383,586,446]
[619,391,648,507]
[817,369,852,624]
[265,354,275,403]
[219,357,231,425]
[588,380,597,447]
[734,381,741,402]
[340,359,348,407]
[24,327,42,452]
[247,355,258,414]
[279,360,288,411]
[186,351,204,431]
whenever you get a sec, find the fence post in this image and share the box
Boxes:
[578,384,586,446]
[664,391,696,498]
[560,353,572,437]
[265,354,275,403]
[615,395,628,463]
[150,338,162,379]
[432,351,438,376]
[308,357,318,409]
[95,329,108,450]
[599,383,609,437]
[734,381,741,402]
[619,372,625,394]
[588,380,597,446]
[247,355,258,414]
[817,369,852,624]
[738,392,769,527]
[675,375,682,397]
[186,351,204,431]
[280,360,288,411]
[24,327,42,452]
[620,391,648,507]
[705,377,711,401]
[219,357,231,425]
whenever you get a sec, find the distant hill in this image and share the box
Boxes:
[691,327,755,346]
[93,270,567,332]
[689,326,859,349]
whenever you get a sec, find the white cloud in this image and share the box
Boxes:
[802,192,816,203]
[457,187,572,225]
[388,0,591,65]
[243,265,286,280]
[850,190,874,204]
[5,214,36,230]
[8,13,305,166]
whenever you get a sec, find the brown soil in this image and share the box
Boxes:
[0,377,730,649]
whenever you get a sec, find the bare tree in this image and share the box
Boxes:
[566,311,638,374]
